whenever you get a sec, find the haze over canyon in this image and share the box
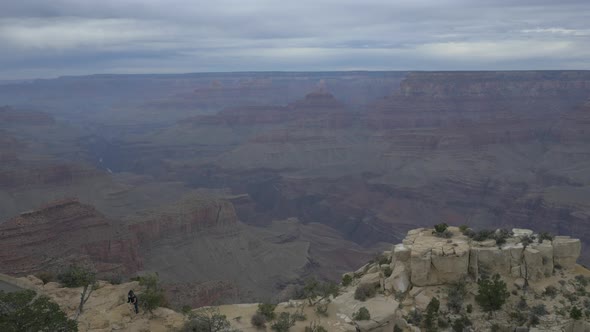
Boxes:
[1,70,589,307]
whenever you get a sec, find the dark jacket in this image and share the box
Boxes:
[127,292,137,304]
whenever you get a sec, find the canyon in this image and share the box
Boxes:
[1,71,589,306]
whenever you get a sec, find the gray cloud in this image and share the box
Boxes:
[0,0,589,79]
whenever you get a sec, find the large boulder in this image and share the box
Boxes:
[359,272,382,289]
[384,263,410,293]
[553,237,581,269]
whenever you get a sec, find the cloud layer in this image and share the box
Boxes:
[1,0,589,79]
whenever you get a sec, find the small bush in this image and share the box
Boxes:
[475,274,510,313]
[543,285,558,298]
[447,281,467,313]
[354,283,377,301]
[459,225,469,233]
[342,274,353,287]
[257,303,277,320]
[434,223,449,233]
[36,271,55,284]
[570,306,582,320]
[472,230,494,242]
[251,313,267,328]
[181,305,192,316]
[466,304,473,313]
[531,304,547,316]
[438,317,449,328]
[304,321,328,332]
[406,309,422,325]
[106,274,123,285]
[292,310,306,322]
[529,314,540,326]
[352,307,371,320]
[181,307,235,332]
[509,310,528,325]
[271,312,296,332]
[58,264,96,288]
[575,275,589,287]
[314,303,329,317]
[452,316,471,332]
[538,232,553,243]
[521,235,533,247]
[394,325,403,332]
[139,274,167,313]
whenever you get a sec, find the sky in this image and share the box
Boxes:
[1,0,589,79]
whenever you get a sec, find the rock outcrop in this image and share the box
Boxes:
[394,227,581,286]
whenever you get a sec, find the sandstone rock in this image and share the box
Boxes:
[512,228,533,237]
[359,272,382,288]
[409,230,469,286]
[367,265,380,274]
[384,263,410,293]
[524,248,544,281]
[553,237,581,269]
[469,246,511,279]
[478,239,497,247]
[514,278,526,289]
[355,263,370,275]
[392,244,411,264]
[535,241,554,276]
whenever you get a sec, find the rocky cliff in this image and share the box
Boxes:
[211,227,589,332]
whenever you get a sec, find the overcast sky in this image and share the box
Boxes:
[1,0,589,79]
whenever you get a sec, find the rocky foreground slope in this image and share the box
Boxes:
[5,226,589,332]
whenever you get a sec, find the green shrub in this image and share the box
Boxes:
[257,303,277,320]
[475,274,510,313]
[531,304,547,316]
[352,307,371,320]
[529,314,540,326]
[0,290,78,332]
[466,304,473,313]
[575,275,589,287]
[447,281,467,313]
[342,274,353,287]
[543,285,558,298]
[354,283,377,301]
[139,274,167,313]
[106,274,123,285]
[406,309,422,325]
[181,307,236,332]
[424,297,440,331]
[304,321,328,332]
[434,223,448,233]
[452,316,471,332]
[459,225,469,233]
[509,311,527,325]
[570,306,582,320]
[314,303,329,316]
[303,278,339,306]
[438,317,449,328]
[181,305,192,316]
[271,312,296,332]
[58,264,96,288]
[251,313,267,328]
[472,230,494,242]
[394,325,403,332]
[538,232,553,243]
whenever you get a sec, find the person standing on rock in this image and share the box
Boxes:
[128,290,139,314]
